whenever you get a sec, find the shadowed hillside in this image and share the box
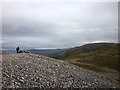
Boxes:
[54,43,119,59]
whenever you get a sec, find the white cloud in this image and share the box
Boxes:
[2,2,118,49]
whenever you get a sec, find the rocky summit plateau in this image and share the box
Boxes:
[1,53,120,89]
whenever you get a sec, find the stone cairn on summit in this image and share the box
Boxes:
[19,50,31,53]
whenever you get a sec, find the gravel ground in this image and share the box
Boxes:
[2,53,120,88]
[0,54,2,89]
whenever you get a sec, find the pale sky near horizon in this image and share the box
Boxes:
[2,2,118,50]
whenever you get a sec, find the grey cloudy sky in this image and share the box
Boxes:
[2,2,118,50]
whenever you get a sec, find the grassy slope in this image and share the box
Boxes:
[56,43,120,85]
[60,44,119,73]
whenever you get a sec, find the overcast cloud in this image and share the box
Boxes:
[2,2,118,50]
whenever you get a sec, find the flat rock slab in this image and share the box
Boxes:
[2,53,120,88]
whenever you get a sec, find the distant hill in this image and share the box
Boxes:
[2,50,16,53]
[54,43,119,73]
[28,49,66,58]
[54,43,119,59]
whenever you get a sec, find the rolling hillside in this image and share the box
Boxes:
[54,43,119,73]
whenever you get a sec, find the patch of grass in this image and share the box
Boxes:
[80,56,119,71]
[71,62,107,73]
[62,47,119,71]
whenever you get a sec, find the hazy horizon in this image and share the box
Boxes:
[2,2,118,50]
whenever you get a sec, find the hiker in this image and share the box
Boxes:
[16,46,20,53]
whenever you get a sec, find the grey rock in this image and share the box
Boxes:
[1,53,120,88]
